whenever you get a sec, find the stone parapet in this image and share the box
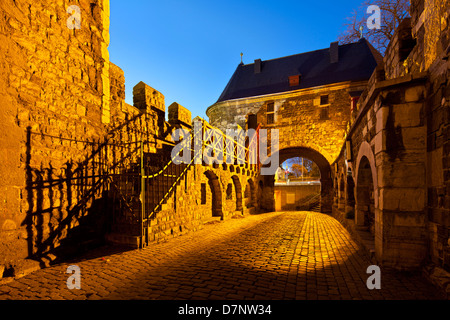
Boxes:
[133,81,165,113]
[168,102,192,128]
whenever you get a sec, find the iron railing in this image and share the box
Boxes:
[138,118,261,247]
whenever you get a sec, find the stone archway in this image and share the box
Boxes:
[346,169,356,217]
[244,178,256,208]
[204,171,222,218]
[356,156,376,235]
[275,147,333,213]
[231,175,243,212]
[338,173,345,210]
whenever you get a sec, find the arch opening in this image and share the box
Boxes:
[244,178,256,208]
[356,156,375,236]
[204,171,222,218]
[231,175,243,212]
[270,147,332,213]
[346,169,355,219]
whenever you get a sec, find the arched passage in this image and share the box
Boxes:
[244,178,256,208]
[204,171,222,218]
[273,147,333,213]
[356,156,375,235]
[346,169,355,215]
[339,173,345,210]
[231,175,243,212]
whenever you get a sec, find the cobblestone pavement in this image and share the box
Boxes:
[0,211,445,300]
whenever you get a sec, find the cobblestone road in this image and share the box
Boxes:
[0,212,444,300]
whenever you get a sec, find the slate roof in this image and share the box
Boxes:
[215,38,382,103]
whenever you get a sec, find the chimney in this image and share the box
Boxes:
[330,41,339,63]
[254,59,262,74]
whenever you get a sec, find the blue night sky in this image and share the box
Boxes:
[109,0,367,120]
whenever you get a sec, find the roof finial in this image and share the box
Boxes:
[359,25,364,39]
[240,52,243,64]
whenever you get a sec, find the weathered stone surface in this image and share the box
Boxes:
[168,102,192,127]
[133,81,165,112]
[333,0,450,271]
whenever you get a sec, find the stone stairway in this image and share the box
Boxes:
[106,155,192,248]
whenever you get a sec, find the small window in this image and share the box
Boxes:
[226,183,233,200]
[289,75,300,87]
[266,102,275,124]
[201,183,207,204]
[320,95,329,105]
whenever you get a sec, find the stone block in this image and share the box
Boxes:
[380,239,427,269]
[374,131,386,154]
[379,187,425,211]
[378,162,426,188]
[392,211,427,227]
[133,81,165,113]
[393,102,423,127]
[376,106,389,133]
[401,126,426,150]
[168,102,192,127]
[404,86,424,102]
[428,148,444,186]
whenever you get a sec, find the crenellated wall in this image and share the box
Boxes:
[0,0,197,275]
[0,0,264,277]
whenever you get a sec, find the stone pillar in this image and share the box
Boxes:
[133,81,165,136]
[320,177,333,214]
[168,102,192,130]
[375,83,428,269]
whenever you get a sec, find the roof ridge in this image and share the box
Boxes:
[213,39,379,104]
[242,40,364,65]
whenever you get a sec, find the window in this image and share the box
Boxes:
[266,102,275,125]
[201,183,207,204]
[320,95,329,105]
[288,75,300,87]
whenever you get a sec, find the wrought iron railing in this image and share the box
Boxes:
[137,118,261,247]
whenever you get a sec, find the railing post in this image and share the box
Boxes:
[140,140,145,248]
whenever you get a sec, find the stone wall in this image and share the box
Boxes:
[274,184,321,211]
[142,164,260,244]
[332,0,450,271]
[207,100,262,132]
[249,83,368,213]
[207,82,367,164]
[257,83,367,164]
[334,62,430,270]
[0,0,264,275]
[414,0,450,271]
[0,0,182,275]
[0,0,112,270]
